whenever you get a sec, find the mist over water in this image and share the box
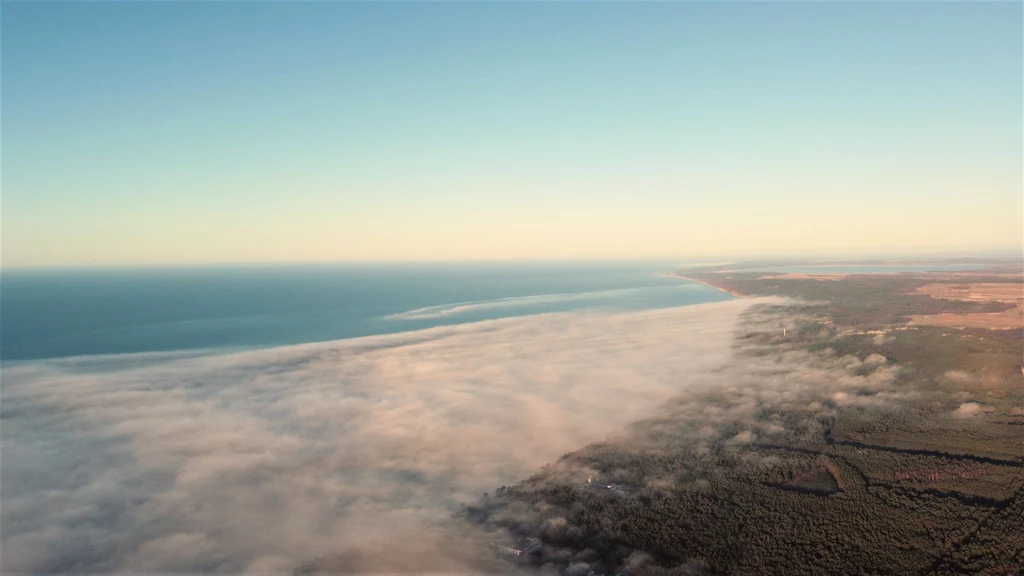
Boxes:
[1,299,761,573]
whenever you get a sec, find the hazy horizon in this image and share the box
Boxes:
[3,247,1021,272]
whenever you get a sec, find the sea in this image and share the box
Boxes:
[0,261,732,361]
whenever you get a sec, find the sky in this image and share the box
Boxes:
[3,2,1021,267]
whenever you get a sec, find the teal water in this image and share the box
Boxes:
[1,262,729,361]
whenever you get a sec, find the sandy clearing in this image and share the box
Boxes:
[908,310,1023,331]
[757,273,850,280]
[914,283,1023,303]
[909,282,1024,330]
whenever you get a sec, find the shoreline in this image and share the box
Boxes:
[661,272,745,298]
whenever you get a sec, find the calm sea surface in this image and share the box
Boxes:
[1,262,730,361]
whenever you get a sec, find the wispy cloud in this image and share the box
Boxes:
[384,285,699,321]
[386,292,586,320]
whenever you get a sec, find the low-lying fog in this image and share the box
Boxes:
[4,299,781,572]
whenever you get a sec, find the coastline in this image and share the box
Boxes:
[662,272,745,298]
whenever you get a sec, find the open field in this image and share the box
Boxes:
[909,309,1023,331]
[915,283,1024,303]
[909,282,1023,331]
[757,273,850,280]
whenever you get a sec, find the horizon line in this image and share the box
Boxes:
[3,249,1022,272]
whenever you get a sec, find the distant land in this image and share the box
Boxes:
[395,257,1024,576]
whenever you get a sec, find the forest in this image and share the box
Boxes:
[454,264,1024,575]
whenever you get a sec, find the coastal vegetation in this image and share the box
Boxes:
[452,264,1024,575]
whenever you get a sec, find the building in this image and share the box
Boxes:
[491,537,542,560]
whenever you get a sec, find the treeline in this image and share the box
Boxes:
[460,439,1001,575]
[455,273,1024,575]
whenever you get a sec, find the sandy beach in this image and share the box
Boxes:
[661,272,744,298]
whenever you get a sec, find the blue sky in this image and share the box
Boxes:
[3,2,1021,266]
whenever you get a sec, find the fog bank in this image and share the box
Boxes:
[2,298,768,573]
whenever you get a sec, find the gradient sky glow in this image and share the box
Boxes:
[3,2,1021,267]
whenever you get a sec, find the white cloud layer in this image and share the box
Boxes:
[952,402,993,419]
[2,299,770,573]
